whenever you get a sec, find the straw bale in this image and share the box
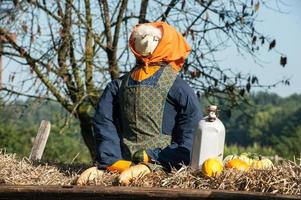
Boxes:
[0,151,76,185]
[1,151,300,196]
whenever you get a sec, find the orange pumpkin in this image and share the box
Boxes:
[225,159,249,171]
[223,152,259,166]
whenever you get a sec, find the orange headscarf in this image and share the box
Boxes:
[129,21,191,81]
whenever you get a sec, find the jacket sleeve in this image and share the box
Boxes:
[93,79,122,169]
[146,77,202,170]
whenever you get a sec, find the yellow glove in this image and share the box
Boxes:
[76,166,104,186]
[132,149,151,164]
[119,164,151,185]
[106,160,132,173]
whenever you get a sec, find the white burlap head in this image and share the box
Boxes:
[132,24,162,57]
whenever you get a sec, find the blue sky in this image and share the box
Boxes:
[2,0,301,98]
[223,0,301,97]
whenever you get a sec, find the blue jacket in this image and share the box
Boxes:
[93,73,202,170]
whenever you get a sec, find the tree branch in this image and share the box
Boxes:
[161,0,178,22]
[84,0,96,98]
[139,0,149,23]
[99,0,113,48]
[0,87,57,102]
[0,28,73,112]
[183,0,213,36]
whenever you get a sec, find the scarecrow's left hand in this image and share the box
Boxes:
[119,164,151,185]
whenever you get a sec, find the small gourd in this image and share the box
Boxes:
[132,149,150,164]
[251,156,274,170]
[106,160,132,173]
[223,154,240,165]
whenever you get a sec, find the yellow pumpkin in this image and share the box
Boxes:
[225,159,249,171]
[251,157,274,170]
[202,158,223,177]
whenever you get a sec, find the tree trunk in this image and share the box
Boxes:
[78,113,97,162]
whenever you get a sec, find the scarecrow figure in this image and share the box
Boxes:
[77,22,202,185]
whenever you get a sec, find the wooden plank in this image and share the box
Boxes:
[29,120,51,161]
[0,185,299,200]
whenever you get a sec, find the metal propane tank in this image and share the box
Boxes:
[191,105,226,170]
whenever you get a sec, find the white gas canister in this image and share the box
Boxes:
[191,105,226,170]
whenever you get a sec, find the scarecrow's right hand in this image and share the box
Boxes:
[76,166,104,186]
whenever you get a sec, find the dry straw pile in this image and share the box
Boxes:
[0,151,76,185]
[0,151,300,196]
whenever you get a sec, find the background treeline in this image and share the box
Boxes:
[220,92,301,159]
[0,99,91,163]
[1,91,301,163]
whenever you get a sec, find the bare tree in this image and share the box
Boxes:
[0,0,287,160]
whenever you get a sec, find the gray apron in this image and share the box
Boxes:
[119,64,177,159]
